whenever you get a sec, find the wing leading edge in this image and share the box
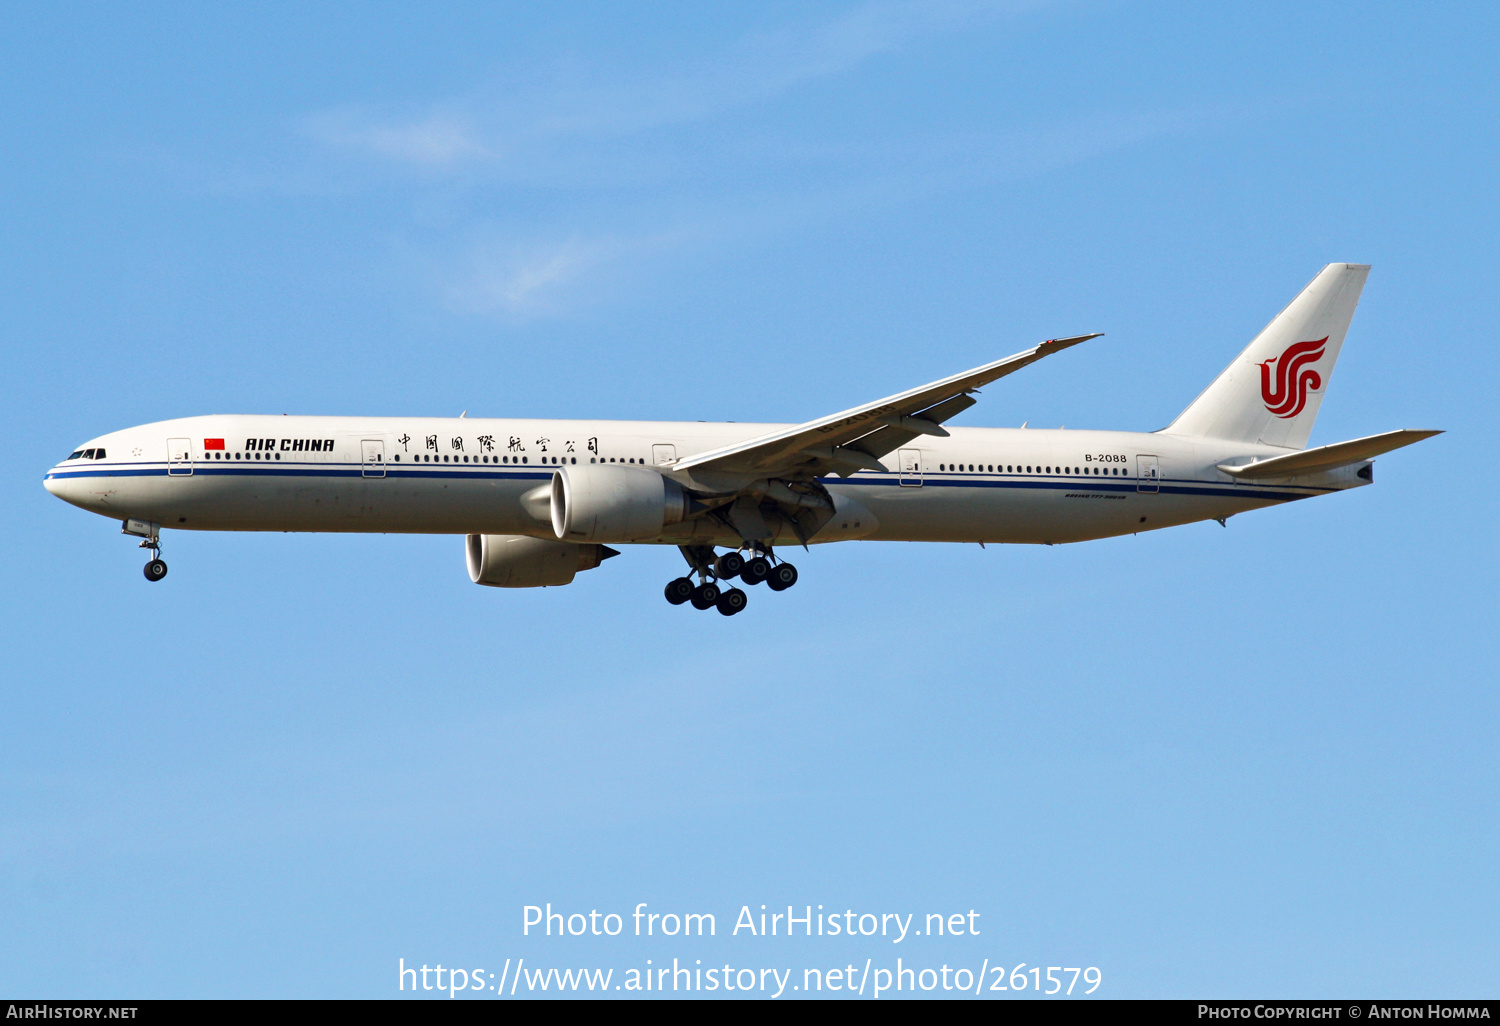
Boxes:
[671,333,1103,479]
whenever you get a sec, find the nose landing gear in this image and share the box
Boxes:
[122,518,168,582]
[667,545,797,615]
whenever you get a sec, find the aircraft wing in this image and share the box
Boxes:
[671,333,1103,479]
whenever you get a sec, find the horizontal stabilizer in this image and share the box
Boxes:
[1218,429,1442,479]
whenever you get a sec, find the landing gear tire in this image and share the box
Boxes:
[716,588,748,616]
[713,552,745,580]
[741,556,771,586]
[689,582,721,610]
[766,562,798,592]
[144,559,168,582]
[664,577,694,605]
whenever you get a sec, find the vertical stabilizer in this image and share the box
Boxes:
[1163,263,1369,449]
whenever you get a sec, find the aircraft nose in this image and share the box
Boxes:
[44,468,86,505]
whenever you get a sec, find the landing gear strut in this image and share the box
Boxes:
[122,519,168,582]
[666,545,797,615]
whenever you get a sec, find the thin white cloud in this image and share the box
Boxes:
[305,110,489,169]
[441,226,698,318]
[448,236,609,316]
[304,1,1047,173]
[424,102,1212,319]
[278,0,1232,321]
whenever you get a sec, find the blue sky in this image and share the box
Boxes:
[2,1,1495,999]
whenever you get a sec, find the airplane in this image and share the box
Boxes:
[44,263,1439,615]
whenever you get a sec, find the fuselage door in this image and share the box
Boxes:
[167,438,193,476]
[898,447,923,487]
[1136,454,1160,493]
[652,443,677,466]
[361,439,386,478]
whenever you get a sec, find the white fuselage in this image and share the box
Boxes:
[43,414,1366,547]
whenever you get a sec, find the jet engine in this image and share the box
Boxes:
[466,533,617,588]
[550,464,689,543]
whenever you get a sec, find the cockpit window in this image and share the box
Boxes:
[67,450,84,460]
[92,449,105,459]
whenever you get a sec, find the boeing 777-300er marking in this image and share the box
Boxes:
[45,263,1440,615]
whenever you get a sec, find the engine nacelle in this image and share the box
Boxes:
[550,464,688,543]
[466,534,616,588]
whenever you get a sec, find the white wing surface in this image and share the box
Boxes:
[672,333,1103,479]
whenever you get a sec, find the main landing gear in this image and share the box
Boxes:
[664,545,797,616]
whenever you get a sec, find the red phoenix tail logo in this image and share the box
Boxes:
[1260,337,1326,418]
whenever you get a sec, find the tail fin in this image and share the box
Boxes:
[1163,263,1369,449]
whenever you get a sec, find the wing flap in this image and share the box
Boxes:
[1218,429,1442,478]
[847,395,977,460]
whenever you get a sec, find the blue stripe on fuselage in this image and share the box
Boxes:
[44,463,1323,503]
